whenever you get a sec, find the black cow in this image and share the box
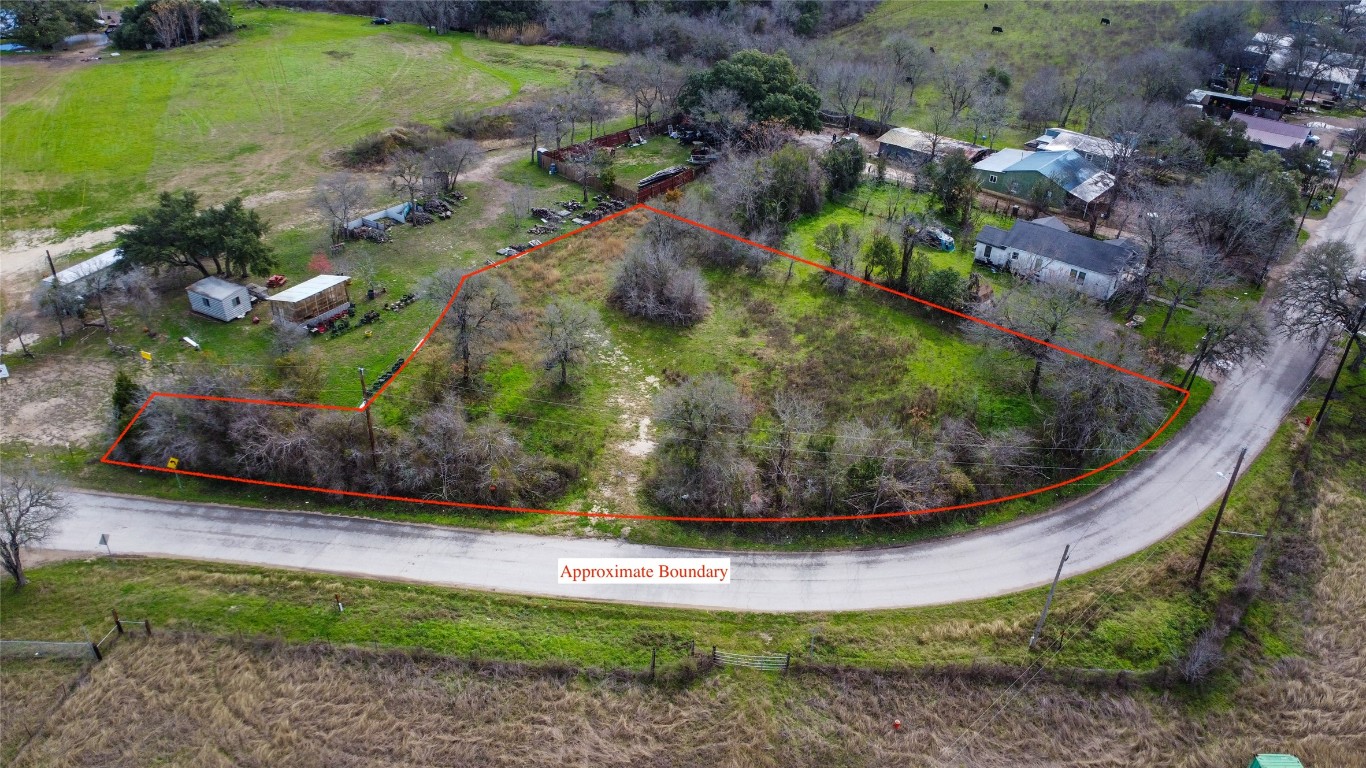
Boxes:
[1101,17,1111,25]
[991,26,1003,33]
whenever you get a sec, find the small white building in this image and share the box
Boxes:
[973,217,1138,301]
[186,276,251,322]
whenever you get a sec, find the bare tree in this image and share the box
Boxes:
[969,86,1009,149]
[819,59,875,129]
[974,282,1095,395]
[1,310,36,358]
[181,0,202,43]
[426,269,521,386]
[1276,239,1366,371]
[870,60,906,129]
[652,374,759,516]
[1126,184,1192,321]
[763,391,820,513]
[313,172,369,244]
[1182,297,1272,386]
[1156,247,1233,337]
[1,467,71,589]
[1018,67,1066,134]
[936,55,981,122]
[814,222,861,295]
[882,33,931,104]
[539,298,602,387]
[424,139,483,195]
[147,0,185,49]
[514,102,555,162]
[1041,333,1165,461]
[388,149,425,222]
[609,238,711,326]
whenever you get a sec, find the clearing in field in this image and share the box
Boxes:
[103,204,1185,523]
[0,8,619,236]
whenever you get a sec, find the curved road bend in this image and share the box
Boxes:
[43,184,1366,613]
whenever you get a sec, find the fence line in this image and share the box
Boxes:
[710,646,791,673]
[0,639,98,661]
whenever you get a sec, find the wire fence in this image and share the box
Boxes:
[0,639,98,661]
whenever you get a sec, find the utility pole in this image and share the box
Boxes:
[1195,446,1248,588]
[1313,304,1366,428]
[1029,544,1070,649]
[357,367,378,468]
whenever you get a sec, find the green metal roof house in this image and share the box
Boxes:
[973,149,1115,212]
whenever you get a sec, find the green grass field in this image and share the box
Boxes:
[0,8,619,236]
[835,0,1213,145]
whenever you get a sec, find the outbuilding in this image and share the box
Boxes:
[876,127,990,167]
[41,248,123,290]
[186,276,252,322]
[266,274,352,326]
[973,149,1115,213]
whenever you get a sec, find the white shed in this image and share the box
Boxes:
[186,276,251,322]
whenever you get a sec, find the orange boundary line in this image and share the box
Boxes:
[102,204,1190,523]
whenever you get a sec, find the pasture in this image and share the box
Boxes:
[0,8,619,236]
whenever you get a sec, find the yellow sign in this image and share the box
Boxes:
[140,350,152,361]
[166,457,179,470]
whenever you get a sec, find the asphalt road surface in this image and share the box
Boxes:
[42,182,1365,612]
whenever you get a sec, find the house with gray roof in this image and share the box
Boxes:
[973,149,1115,212]
[973,217,1138,300]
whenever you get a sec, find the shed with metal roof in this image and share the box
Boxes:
[266,274,352,325]
[186,276,251,322]
[41,248,123,290]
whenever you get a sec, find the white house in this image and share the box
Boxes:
[973,217,1138,301]
[186,276,251,322]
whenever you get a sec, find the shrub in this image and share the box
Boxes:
[342,124,444,169]
[608,241,711,326]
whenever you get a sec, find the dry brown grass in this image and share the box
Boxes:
[10,534,1364,768]
[0,657,88,764]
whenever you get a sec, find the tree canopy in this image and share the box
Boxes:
[118,190,277,279]
[112,0,233,51]
[679,50,822,131]
[0,0,98,50]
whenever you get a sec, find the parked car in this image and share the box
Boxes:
[371,17,391,25]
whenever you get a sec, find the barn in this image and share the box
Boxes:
[186,276,252,322]
[266,274,352,326]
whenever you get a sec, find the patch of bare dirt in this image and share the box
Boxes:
[579,332,658,525]
[0,227,127,285]
[0,353,116,448]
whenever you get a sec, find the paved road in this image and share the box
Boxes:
[42,181,1365,612]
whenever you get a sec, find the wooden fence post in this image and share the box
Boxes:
[112,609,123,635]
[143,619,153,637]
[91,643,102,661]
[785,653,791,674]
